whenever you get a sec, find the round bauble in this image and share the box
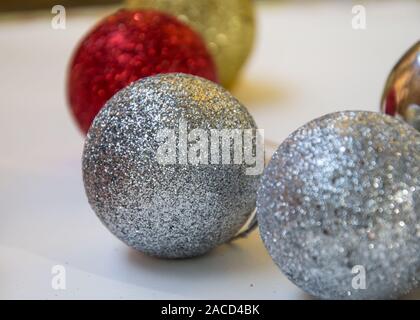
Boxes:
[257,111,420,299]
[68,10,218,133]
[381,40,420,131]
[126,0,256,88]
[83,73,260,259]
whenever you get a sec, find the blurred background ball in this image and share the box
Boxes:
[68,10,218,134]
[257,111,420,299]
[381,40,420,131]
[126,0,256,88]
[83,73,259,259]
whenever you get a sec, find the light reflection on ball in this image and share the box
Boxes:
[381,41,420,131]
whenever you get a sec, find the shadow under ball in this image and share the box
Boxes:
[381,41,420,131]
[83,73,260,259]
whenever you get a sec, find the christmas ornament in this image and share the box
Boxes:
[68,10,218,134]
[257,111,420,299]
[83,73,260,259]
[126,0,256,88]
[381,40,420,131]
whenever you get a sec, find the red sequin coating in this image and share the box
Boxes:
[68,10,218,133]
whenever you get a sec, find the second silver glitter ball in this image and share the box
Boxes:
[257,111,420,299]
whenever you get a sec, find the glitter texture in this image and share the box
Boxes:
[83,73,259,259]
[257,111,420,299]
[381,40,420,131]
[126,0,255,88]
[68,10,218,134]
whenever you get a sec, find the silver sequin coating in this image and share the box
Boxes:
[257,111,420,299]
[83,73,259,258]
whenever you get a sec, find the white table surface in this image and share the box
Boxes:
[1,0,420,299]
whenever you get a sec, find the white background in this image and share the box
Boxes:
[0,0,419,299]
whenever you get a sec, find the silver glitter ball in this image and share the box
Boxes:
[381,40,420,131]
[257,111,420,299]
[83,73,259,259]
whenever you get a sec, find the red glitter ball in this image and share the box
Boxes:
[68,10,218,133]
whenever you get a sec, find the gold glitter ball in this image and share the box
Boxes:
[125,0,256,88]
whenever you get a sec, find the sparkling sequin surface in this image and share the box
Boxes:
[257,111,420,299]
[381,40,420,131]
[126,0,255,88]
[68,10,218,134]
[83,73,259,258]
